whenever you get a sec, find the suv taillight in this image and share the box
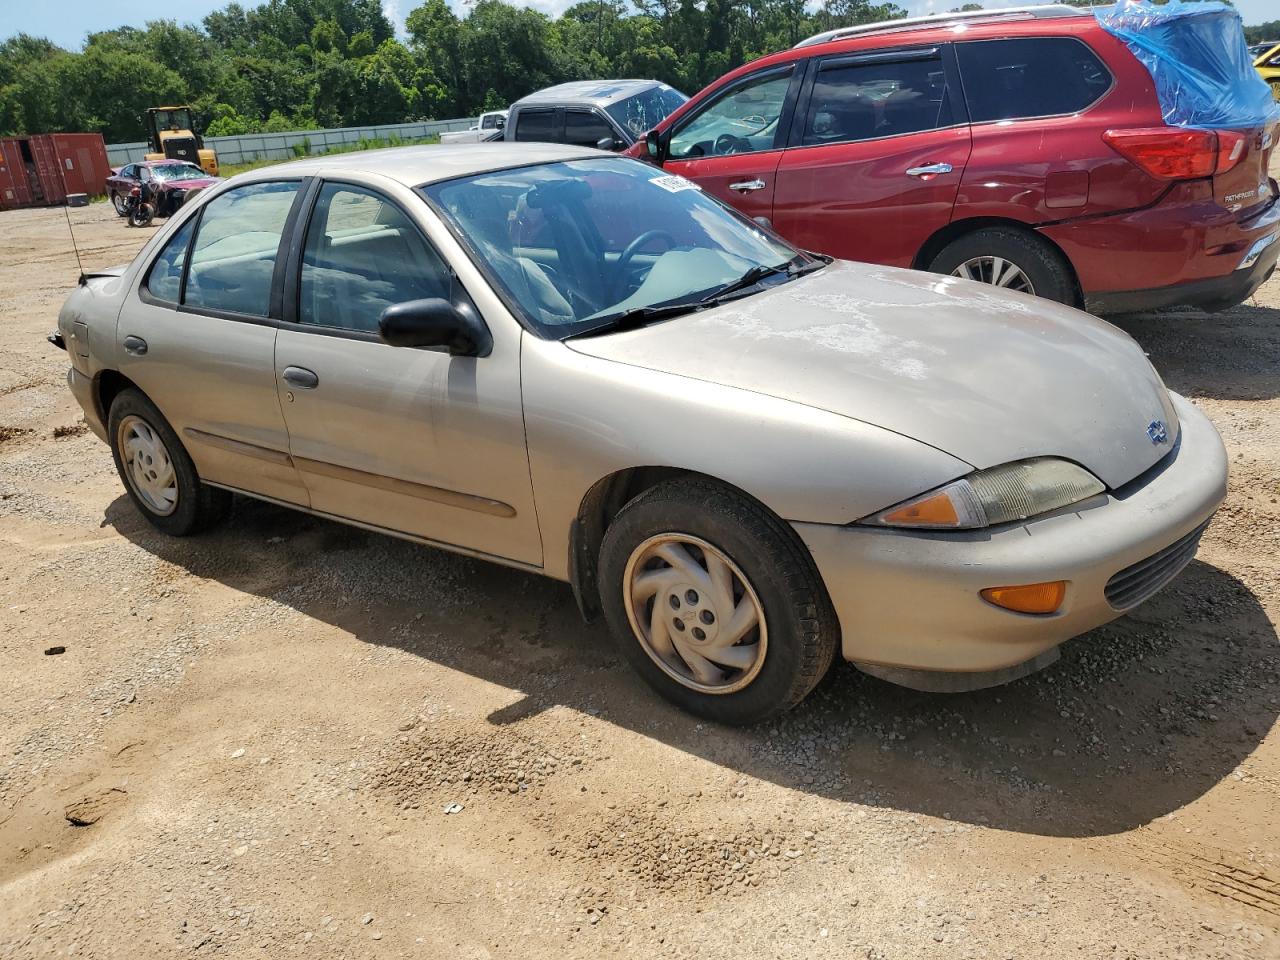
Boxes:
[1103,127,1249,180]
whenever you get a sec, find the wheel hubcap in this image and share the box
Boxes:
[623,534,767,695]
[951,256,1036,295]
[118,415,178,516]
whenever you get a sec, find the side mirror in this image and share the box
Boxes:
[379,298,492,356]
[644,128,667,166]
[596,136,624,152]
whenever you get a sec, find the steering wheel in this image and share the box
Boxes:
[714,133,748,155]
[612,230,677,300]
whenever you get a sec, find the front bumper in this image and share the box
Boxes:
[794,393,1227,682]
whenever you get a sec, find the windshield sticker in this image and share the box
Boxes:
[649,175,700,193]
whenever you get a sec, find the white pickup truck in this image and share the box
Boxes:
[439,110,508,144]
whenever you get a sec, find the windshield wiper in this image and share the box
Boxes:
[569,300,707,338]
[700,256,827,306]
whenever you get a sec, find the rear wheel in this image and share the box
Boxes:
[111,192,127,217]
[598,478,839,725]
[108,389,230,536]
[929,227,1076,306]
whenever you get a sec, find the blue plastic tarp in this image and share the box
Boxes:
[1095,0,1280,130]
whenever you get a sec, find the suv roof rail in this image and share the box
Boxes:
[793,4,1088,49]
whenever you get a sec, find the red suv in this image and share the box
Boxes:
[628,5,1279,314]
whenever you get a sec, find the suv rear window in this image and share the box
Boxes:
[956,37,1112,122]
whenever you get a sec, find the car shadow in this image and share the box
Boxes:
[1111,298,1280,401]
[105,493,1278,839]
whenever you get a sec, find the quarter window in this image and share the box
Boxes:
[668,69,793,159]
[956,37,1112,122]
[184,181,300,317]
[298,183,452,333]
[803,56,953,146]
[146,217,195,303]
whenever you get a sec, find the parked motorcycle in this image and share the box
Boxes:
[123,184,156,228]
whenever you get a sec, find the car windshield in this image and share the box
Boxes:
[422,157,814,339]
[604,84,688,138]
[151,163,205,182]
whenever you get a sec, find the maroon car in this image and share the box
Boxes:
[107,160,221,219]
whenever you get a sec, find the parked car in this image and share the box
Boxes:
[1256,42,1280,100]
[505,80,687,151]
[107,160,220,219]
[628,4,1280,314]
[440,110,509,144]
[55,145,1227,723]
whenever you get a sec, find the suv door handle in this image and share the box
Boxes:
[282,366,319,389]
[905,162,953,178]
[122,335,148,356]
[728,178,767,193]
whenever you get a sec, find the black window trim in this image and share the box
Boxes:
[137,175,311,328]
[667,63,804,160]
[953,35,1116,127]
[277,175,489,346]
[787,43,969,150]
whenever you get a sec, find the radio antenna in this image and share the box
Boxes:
[61,201,87,285]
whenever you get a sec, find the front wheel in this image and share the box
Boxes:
[128,202,155,228]
[928,227,1077,306]
[598,478,839,725]
[111,192,127,217]
[108,388,230,536]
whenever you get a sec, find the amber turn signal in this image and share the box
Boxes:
[980,581,1067,615]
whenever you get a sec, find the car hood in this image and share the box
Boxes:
[566,261,1179,490]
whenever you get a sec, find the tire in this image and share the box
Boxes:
[128,202,155,228]
[111,192,127,217]
[598,477,839,725]
[928,227,1077,306]
[107,388,231,536]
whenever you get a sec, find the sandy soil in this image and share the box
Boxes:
[0,187,1277,960]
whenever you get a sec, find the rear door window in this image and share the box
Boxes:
[564,110,616,148]
[956,37,1112,122]
[514,109,560,142]
[802,53,954,145]
[184,181,300,317]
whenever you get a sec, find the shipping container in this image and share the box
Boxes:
[0,132,110,210]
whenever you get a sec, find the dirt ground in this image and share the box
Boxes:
[1,185,1278,960]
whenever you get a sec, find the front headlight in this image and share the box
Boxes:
[861,458,1105,530]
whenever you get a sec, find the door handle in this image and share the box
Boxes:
[282,366,319,389]
[728,178,767,193]
[122,335,148,356]
[905,162,953,178]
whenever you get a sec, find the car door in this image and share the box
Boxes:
[662,64,804,223]
[273,180,542,566]
[771,46,972,267]
[116,179,310,505]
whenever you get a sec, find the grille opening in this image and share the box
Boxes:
[1104,520,1209,610]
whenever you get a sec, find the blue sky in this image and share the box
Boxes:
[4,0,1275,49]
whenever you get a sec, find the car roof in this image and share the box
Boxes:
[234,142,603,188]
[512,79,670,109]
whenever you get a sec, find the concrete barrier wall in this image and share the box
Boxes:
[106,117,478,167]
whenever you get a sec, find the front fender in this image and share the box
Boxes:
[521,337,972,581]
